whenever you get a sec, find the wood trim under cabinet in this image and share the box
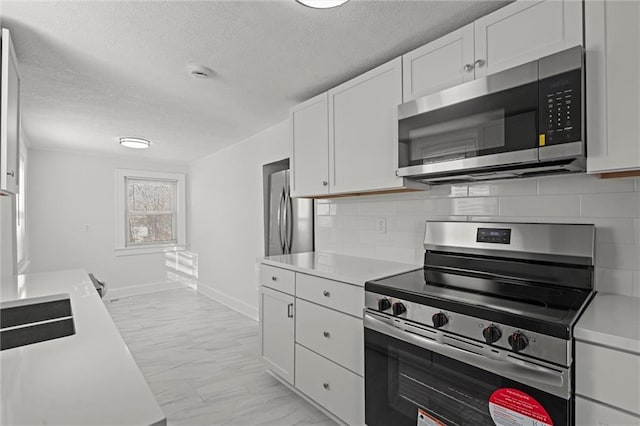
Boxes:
[598,170,640,179]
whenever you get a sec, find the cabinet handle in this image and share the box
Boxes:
[463,64,474,72]
[6,171,14,177]
[287,303,293,318]
[323,331,330,338]
[474,59,485,68]
[323,382,330,390]
[271,276,277,281]
[323,290,330,297]
[322,181,328,186]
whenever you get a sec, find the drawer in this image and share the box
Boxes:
[576,341,640,415]
[296,299,364,375]
[576,396,640,426]
[295,344,364,426]
[296,273,364,317]
[259,264,295,295]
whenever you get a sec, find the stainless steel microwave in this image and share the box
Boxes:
[397,46,585,184]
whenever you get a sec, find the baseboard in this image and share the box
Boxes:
[104,280,188,300]
[196,281,258,321]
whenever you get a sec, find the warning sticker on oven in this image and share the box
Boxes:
[488,388,553,426]
[417,408,446,426]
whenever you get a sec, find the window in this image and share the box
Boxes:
[115,169,186,256]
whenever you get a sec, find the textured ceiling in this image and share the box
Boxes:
[2,0,509,164]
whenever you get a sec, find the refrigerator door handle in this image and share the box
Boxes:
[285,188,294,254]
[277,189,286,252]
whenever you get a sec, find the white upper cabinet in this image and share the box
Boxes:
[473,0,583,77]
[328,58,405,195]
[290,93,329,197]
[1,28,20,195]
[402,24,475,102]
[586,0,640,175]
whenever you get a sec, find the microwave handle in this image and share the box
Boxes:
[364,312,567,397]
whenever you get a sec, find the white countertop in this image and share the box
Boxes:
[0,269,165,426]
[261,252,420,286]
[575,293,640,354]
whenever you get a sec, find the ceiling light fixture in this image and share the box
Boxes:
[187,64,214,79]
[119,137,151,149]
[296,0,349,9]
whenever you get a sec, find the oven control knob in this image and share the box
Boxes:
[432,312,448,328]
[392,302,406,316]
[508,332,529,352]
[482,325,502,344]
[377,298,392,312]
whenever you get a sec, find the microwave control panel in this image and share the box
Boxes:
[539,69,582,145]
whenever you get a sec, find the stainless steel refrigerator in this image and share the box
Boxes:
[266,169,313,255]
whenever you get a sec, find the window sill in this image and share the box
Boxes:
[114,244,187,257]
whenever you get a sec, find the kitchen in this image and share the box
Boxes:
[1,0,639,425]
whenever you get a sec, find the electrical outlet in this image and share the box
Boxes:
[376,218,386,234]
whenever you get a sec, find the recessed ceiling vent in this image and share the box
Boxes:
[187,64,213,79]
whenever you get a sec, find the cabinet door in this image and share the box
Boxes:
[259,286,295,385]
[1,28,20,194]
[586,0,640,174]
[402,23,475,102]
[576,396,640,426]
[474,0,582,77]
[328,58,403,195]
[290,93,329,197]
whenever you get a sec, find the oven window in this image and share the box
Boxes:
[365,328,569,426]
[398,82,538,168]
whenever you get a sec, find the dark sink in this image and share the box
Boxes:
[0,294,75,351]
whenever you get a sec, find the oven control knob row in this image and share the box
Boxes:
[377,298,392,312]
[392,302,406,316]
[482,325,502,344]
[432,312,448,328]
[508,332,529,352]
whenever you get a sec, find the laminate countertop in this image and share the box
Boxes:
[575,293,640,354]
[0,269,165,426]
[261,251,420,286]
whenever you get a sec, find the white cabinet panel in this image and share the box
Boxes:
[576,341,640,415]
[474,0,582,77]
[576,396,640,426]
[1,28,20,194]
[259,264,295,295]
[402,23,475,102]
[295,344,364,426]
[328,58,404,195]
[586,0,640,174]
[295,273,363,318]
[291,93,329,197]
[259,286,295,385]
[296,299,363,375]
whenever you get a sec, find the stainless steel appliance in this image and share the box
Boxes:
[266,169,313,255]
[397,46,585,184]
[364,221,595,426]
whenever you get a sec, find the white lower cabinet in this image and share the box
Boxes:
[576,397,640,426]
[259,285,295,385]
[296,298,364,376]
[295,344,365,426]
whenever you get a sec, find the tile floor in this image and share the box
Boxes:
[106,288,334,426]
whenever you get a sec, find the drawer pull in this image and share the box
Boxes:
[323,290,330,297]
[271,276,278,281]
[323,331,330,338]
[323,382,330,390]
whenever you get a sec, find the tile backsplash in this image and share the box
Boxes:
[315,174,640,297]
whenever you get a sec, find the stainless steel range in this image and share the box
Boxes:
[364,221,595,426]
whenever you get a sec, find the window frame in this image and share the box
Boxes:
[115,169,186,256]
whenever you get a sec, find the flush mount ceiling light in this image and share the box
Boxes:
[187,64,214,79]
[119,137,151,149]
[296,0,349,9]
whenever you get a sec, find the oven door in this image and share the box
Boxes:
[364,313,572,426]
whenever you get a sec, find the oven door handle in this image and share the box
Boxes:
[364,313,568,397]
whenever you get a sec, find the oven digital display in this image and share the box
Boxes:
[476,228,511,244]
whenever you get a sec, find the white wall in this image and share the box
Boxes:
[316,174,640,297]
[189,120,289,319]
[27,149,188,293]
[0,194,15,278]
